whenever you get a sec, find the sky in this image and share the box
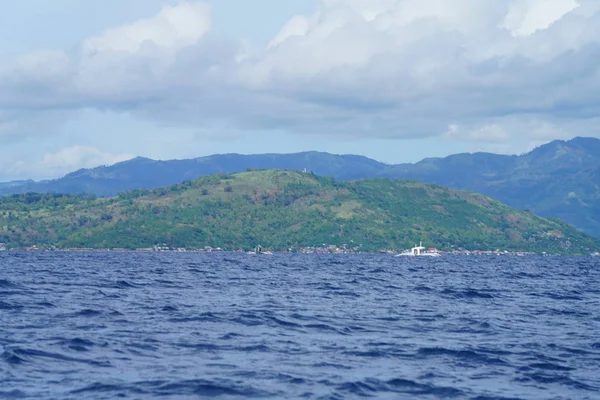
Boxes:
[1,0,600,181]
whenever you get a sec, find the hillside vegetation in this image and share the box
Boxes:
[0,170,597,254]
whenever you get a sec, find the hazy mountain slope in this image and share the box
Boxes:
[0,170,597,254]
[380,137,600,237]
[0,152,385,197]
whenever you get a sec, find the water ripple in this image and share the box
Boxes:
[1,252,599,399]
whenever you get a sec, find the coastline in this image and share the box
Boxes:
[2,246,596,256]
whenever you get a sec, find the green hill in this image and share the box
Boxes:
[0,169,597,254]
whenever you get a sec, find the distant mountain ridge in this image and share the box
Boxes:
[0,152,387,197]
[1,137,599,238]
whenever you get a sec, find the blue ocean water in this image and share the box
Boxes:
[0,252,599,399]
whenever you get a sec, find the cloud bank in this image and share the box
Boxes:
[3,146,135,181]
[2,0,600,156]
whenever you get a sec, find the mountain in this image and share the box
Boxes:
[0,169,596,254]
[1,137,599,238]
[0,179,37,190]
[0,152,386,197]
[380,137,600,238]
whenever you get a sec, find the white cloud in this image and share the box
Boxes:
[1,0,600,167]
[268,15,310,49]
[443,123,510,143]
[440,115,600,156]
[41,145,134,170]
[503,0,579,36]
[82,2,211,53]
[5,146,135,180]
[0,1,216,111]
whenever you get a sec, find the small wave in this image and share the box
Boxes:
[176,341,222,351]
[2,347,112,367]
[388,378,465,397]
[516,373,597,390]
[35,301,56,308]
[154,279,178,286]
[237,344,270,352]
[376,316,400,322]
[542,307,587,317]
[0,301,22,310]
[0,390,28,399]
[343,349,390,358]
[267,316,303,328]
[383,284,402,289]
[222,257,244,265]
[312,362,353,370]
[271,373,306,385]
[315,282,343,290]
[70,382,144,396]
[442,288,495,299]
[511,271,543,279]
[235,313,266,326]
[205,363,238,370]
[289,312,314,321]
[73,309,103,317]
[414,285,434,292]
[114,280,140,289]
[418,347,507,365]
[155,379,274,397]
[97,290,120,298]
[548,345,590,355]
[523,362,574,371]
[343,325,369,333]
[168,312,222,323]
[337,380,379,396]
[1,349,26,365]
[328,290,361,298]
[58,338,97,352]
[335,378,465,398]
[220,332,244,340]
[305,323,345,334]
[539,292,583,301]
[0,279,21,289]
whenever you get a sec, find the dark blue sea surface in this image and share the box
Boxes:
[1,252,599,399]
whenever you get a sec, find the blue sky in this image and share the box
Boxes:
[1,0,599,180]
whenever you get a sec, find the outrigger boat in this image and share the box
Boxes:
[396,242,441,257]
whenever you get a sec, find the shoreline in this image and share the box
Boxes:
[1,248,597,256]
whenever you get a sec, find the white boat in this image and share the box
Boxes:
[396,242,441,257]
[248,245,273,255]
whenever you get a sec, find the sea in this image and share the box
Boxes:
[1,252,599,400]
